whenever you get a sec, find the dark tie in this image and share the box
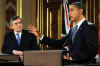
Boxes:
[72,25,78,42]
[16,33,21,46]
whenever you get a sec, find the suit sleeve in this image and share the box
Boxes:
[31,35,40,50]
[40,33,71,49]
[2,35,13,54]
[85,25,98,58]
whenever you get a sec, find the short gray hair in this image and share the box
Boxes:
[9,16,21,26]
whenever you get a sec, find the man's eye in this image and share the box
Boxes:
[15,23,18,25]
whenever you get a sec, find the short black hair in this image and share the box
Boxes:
[9,16,21,26]
[71,2,86,16]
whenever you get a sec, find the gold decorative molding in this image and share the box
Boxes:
[58,3,62,37]
[46,8,49,36]
[50,11,52,37]
[93,0,95,24]
[17,0,22,18]
[86,0,88,20]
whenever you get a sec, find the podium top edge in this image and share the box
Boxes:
[23,50,65,53]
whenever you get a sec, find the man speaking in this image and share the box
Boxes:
[27,2,98,64]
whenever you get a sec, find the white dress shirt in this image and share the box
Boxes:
[12,31,22,54]
[14,31,22,39]
[74,18,85,30]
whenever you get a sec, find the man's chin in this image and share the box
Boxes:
[70,19,74,22]
[15,30,22,32]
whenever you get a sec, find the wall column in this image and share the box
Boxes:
[0,0,6,52]
[22,0,37,28]
[99,0,100,28]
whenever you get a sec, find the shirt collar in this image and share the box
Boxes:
[75,18,85,29]
[14,31,22,38]
[14,31,21,34]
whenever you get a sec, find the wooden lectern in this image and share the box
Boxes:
[24,50,62,66]
[0,53,19,63]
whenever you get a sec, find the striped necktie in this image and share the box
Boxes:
[72,25,78,42]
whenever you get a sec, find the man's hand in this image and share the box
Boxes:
[13,50,23,56]
[12,50,23,61]
[27,24,42,38]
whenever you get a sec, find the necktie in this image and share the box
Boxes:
[16,33,21,46]
[72,25,78,42]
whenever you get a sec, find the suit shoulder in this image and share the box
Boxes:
[86,21,97,31]
[5,32,13,37]
[22,30,36,37]
[3,32,14,40]
[87,22,96,27]
[87,21,94,25]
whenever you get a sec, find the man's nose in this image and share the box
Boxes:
[17,23,21,26]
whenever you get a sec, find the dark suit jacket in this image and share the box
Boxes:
[2,30,40,54]
[40,20,98,62]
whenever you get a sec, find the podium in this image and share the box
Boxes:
[0,53,23,66]
[0,53,19,63]
[24,50,62,66]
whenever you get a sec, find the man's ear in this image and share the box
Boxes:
[9,25,13,30]
[79,9,83,15]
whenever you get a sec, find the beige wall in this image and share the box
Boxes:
[22,0,37,28]
[0,0,6,52]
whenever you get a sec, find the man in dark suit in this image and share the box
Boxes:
[2,16,40,57]
[27,2,98,64]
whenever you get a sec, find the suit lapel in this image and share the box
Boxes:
[11,32,19,47]
[76,20,87,35]
[20,30,26,47]
[72,20,87,43]
[12,31,24,47]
